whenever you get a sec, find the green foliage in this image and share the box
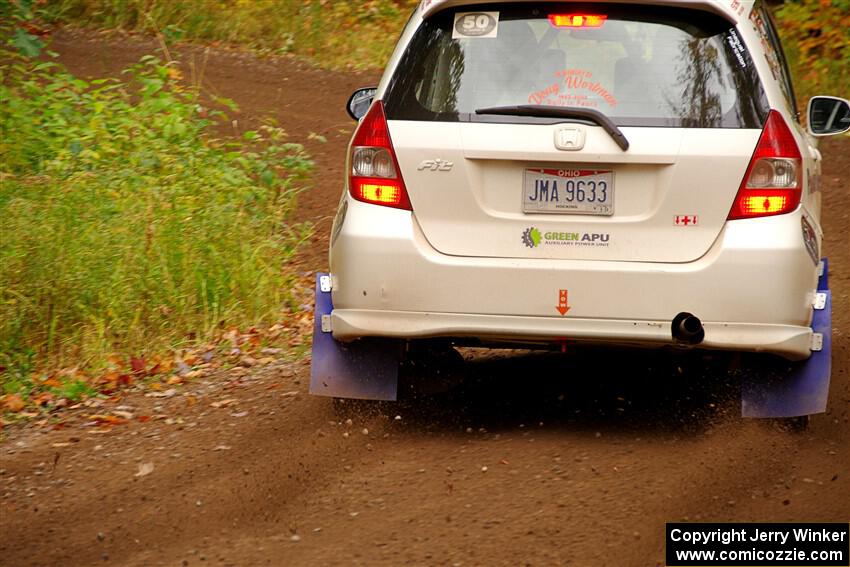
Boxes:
[1,0,48,56]
[42,0,420,70]
[773,0,850,102]
[54,378,95,402]
[0,49,313,381]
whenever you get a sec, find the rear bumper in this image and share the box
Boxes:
[329,197,820,360]
[331,309,812,359]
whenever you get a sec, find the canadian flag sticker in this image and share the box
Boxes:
[674,215,699,226]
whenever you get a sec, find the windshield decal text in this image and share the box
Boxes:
[528,69,617,108]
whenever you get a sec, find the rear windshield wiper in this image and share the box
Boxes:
[474,105,630,151]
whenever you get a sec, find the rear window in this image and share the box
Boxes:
[384,3,769,128]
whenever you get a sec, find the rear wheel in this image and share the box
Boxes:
[740,353,818,432]
[331,340,466,415]
[400,340,466,398]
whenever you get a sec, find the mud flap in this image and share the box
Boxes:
[742,259,831,418]
[309,273,399,401]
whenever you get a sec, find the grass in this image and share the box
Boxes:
[0,47,313,402]
[42,0,419,70]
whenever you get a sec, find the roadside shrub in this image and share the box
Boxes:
[773,0,850,102]
[0,49,312,380]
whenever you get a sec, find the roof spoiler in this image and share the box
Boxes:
[419,0,738,22]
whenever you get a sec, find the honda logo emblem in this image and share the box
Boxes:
[554,127,585,151]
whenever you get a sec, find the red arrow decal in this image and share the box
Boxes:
[556,289,571,316]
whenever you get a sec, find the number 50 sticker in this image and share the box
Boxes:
[453,12,499,39]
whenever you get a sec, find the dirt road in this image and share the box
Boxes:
[1,29,848,567]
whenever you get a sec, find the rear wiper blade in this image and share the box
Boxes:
[474,105,630,151]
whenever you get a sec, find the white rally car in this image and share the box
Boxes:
[311,0,849,419]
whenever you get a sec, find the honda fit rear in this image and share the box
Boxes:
[328,0,834,361]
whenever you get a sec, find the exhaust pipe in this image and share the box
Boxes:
[671,312,705,345]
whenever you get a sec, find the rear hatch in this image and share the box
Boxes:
[383,3,769,262]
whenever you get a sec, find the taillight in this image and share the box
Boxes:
[548,14,607,28]
[728,110,802,220]
[349,101,411,210]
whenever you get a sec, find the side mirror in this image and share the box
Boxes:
[347,87,378,121]
[807,96,850,136]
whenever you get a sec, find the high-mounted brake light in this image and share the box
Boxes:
[548,14,607,28]
[349,101,411,210]
[728,110,802,220]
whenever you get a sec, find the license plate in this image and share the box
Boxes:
[523,168,614,215]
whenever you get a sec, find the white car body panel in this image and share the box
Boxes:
[331,0,827,360]
[389,121,761,262]
[330,198,817,359]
